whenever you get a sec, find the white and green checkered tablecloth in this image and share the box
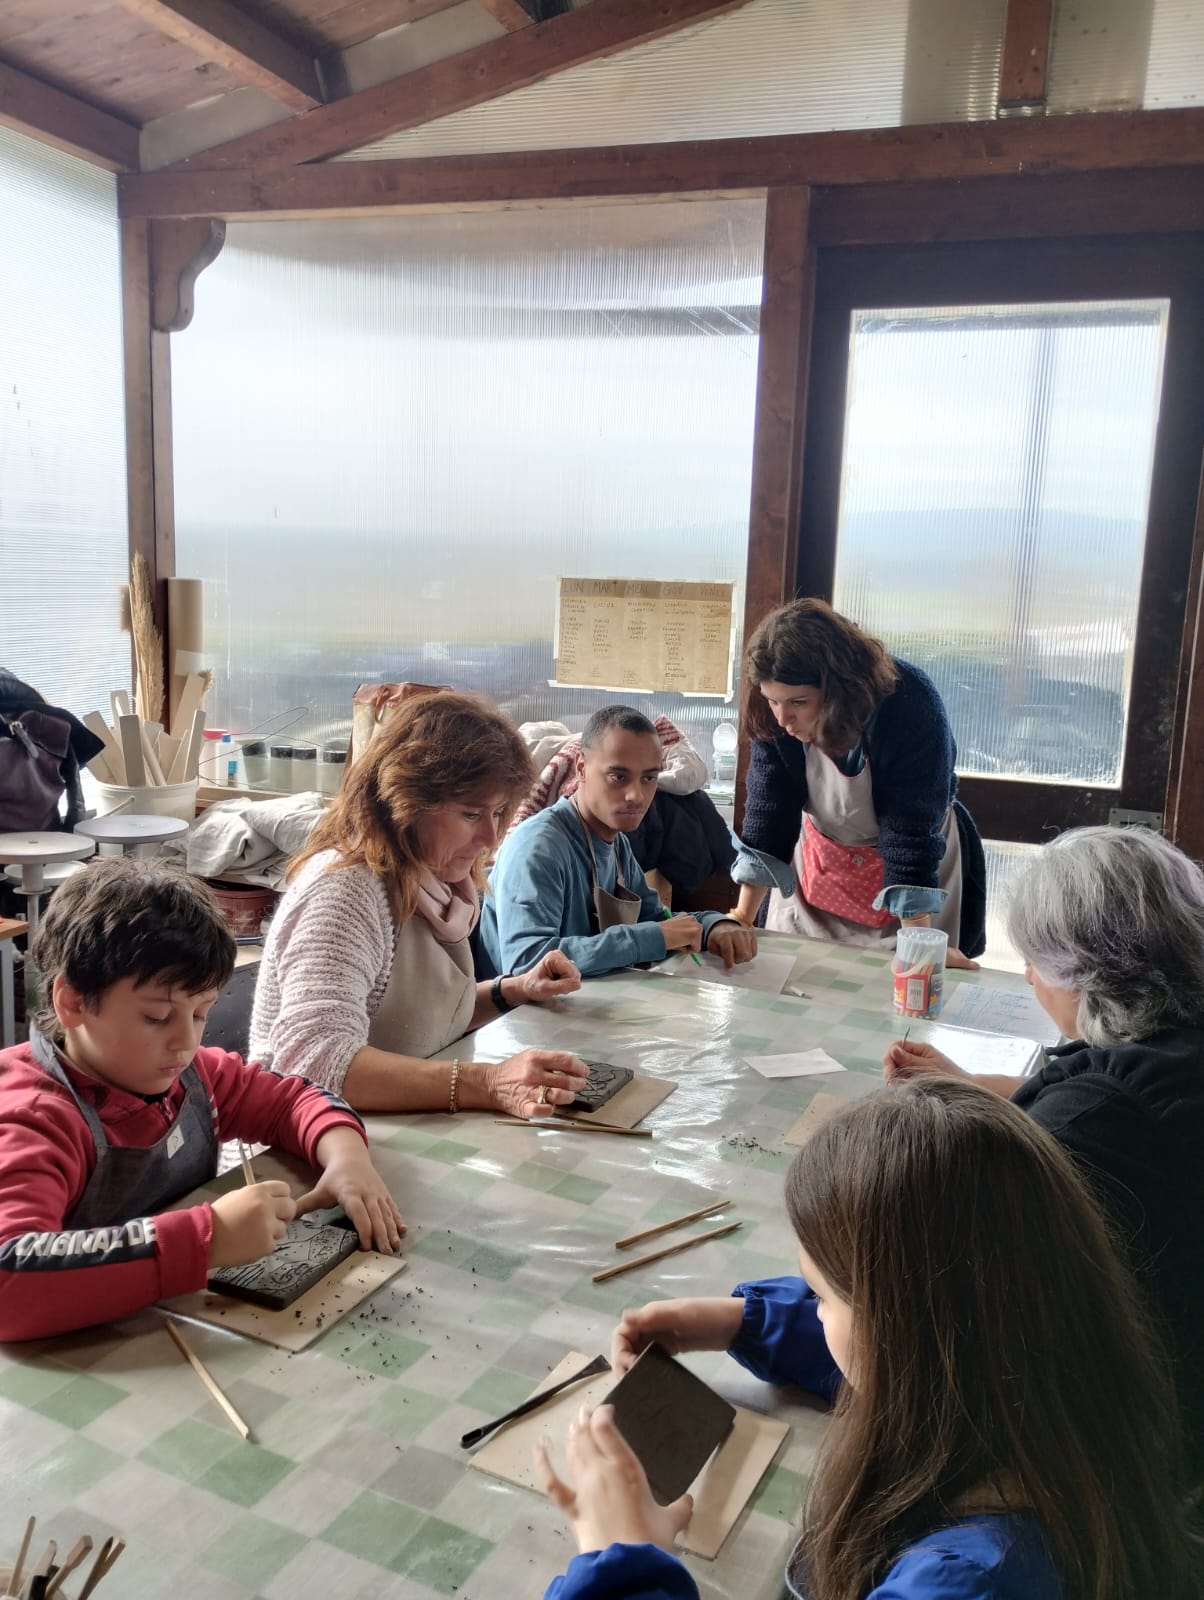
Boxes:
[0,937,1034,1600]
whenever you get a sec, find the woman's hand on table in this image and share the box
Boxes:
[611,1296,745,1374]
[706,921,758,969]
[511,950,581,1005]
[883,1039,966,1083]
[298,1127,407,1252]
[536,1404,692,1556]
[482,1050,589,1119]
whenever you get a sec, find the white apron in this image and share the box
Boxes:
[766,743,962,950]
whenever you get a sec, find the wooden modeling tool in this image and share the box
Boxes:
[75,1538,125,1600]
[238,1142,256,1185]
[614,1201,729,1251]
[25,1541,55,1600]
[43,1536,92,1600]
[459,1354,610,1449]
[167,707,205,785]
[116,715,146,788]
[592,1221,742,1284]
[6,1515,35,1598]
[165,1319,252,1441]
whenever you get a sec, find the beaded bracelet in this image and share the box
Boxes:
[449,1059,462,1114]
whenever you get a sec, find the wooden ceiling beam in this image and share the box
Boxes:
[113,0,324,112]
[0,56,140,171]
[477,0,537,27]
[118,105,1204,218]
[170,0,756,171]
[997,0,1054,112]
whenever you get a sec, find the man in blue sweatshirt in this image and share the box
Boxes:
[481,707,757,978]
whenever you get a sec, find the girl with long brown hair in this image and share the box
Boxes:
[537,1078,1200,1600]
[251,691,589,1116]
[735,598,985,967]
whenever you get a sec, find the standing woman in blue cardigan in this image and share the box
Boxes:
[536,1079,1201,1600]
[733,599,986,966]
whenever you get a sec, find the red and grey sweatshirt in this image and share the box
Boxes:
[0,1042,365,1342]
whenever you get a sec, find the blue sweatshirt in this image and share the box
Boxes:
[543,1276,1063,1600]
[481,797,730,977]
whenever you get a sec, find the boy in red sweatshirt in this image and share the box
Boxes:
[0,856,405,1341]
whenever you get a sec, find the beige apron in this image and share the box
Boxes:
[766,743,962,950]
[366,913,477,1060]
[572,801,642,931]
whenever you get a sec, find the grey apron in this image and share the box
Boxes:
[31,1027,218,1229]
[766,744,962,950]
[366,914,477,1060]
[572,800,641,931]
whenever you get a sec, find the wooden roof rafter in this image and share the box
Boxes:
[171,0,758,171]
[477,0,538,28]
[111,0,326,111]
[0,55,140,171]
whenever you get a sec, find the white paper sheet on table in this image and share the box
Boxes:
[745,1048,847,1079]
[910,1022,1044,1079]
[939,984,1062,1047]
[654,948,798,995]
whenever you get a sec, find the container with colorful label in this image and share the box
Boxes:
[892,925,949,1019]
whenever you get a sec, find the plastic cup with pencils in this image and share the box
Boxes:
[661,906,703,966]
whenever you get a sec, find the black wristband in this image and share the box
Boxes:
[491,975,515,1014]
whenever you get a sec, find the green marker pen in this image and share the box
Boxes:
[662,906,702,965]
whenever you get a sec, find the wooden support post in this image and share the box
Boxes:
[1165,456,1204,860]
[735,185,815,829]
[997,0,1054,113]
[121,220,176,653]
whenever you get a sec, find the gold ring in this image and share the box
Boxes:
[539,1084,550,1104]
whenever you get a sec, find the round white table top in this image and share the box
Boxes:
[74,814,189,845]
[0,832,96,865]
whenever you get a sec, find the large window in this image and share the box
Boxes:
[833,301,1168,787]
[0,125,129,715]
[172,200,765,775]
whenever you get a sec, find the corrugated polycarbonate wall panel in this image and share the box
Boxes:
[339,0,1008,162]
[171,201,765,765]
[0,125,129,716]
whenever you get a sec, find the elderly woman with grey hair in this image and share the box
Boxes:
[884,824,1204,1485]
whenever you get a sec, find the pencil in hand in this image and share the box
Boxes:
[661,906,702,965]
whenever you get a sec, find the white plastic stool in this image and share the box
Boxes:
[0,832,96,943]
[75,813,189,857]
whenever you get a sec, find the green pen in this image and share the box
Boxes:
[662,906,703,965]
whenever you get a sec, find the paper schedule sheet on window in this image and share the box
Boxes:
[553,578,735,695]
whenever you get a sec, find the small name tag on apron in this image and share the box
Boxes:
[166,1124,185,1159]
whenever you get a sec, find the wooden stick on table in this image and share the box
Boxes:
[165,1319,253,1441]
[614,1201,729,1251]
[237,1141,256,1185]
[592,1221,742,1283]
[493,1117,652,1138]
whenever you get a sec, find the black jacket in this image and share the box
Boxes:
[1013,1026,1204,1484]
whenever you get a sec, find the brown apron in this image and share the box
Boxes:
[366,913,477,1059]
[766,742,962,950]
[572,800,642,932]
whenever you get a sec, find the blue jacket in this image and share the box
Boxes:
[741,659,986,958]
[480,797,730,977]
[543,1276,1062,1600]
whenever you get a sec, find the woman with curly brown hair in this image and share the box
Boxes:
[733,599,985,966]
[250,691,588,1117]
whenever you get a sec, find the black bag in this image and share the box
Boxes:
[0,668,104,833]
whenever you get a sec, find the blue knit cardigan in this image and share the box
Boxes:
[742,658,986,958]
